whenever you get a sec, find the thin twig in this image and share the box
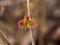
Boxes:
[27,0,30,16]
[27,0,35,45]
[30,28,35,45]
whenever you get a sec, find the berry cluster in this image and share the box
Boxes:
[18,16,36,29]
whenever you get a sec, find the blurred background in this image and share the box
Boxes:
[0,0,60,45]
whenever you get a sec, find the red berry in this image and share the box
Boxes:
[26,16,30,20]
[18,20,23,27]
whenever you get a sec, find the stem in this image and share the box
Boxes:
[30,28,35,45]
[27,0,35,45]
[27,0,30,16]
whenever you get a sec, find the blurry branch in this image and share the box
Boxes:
[0,21,17,45]
[0,32,8,45]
